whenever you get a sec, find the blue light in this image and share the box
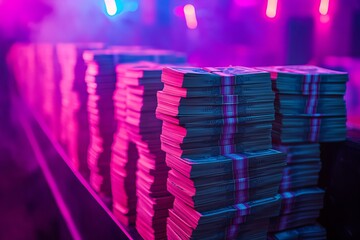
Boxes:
[126,1,139,12]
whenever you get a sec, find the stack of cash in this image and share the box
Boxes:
[156,66,287,239]
[110,55,186,238]
[257,65,348,238]
[56,43,104,178]
[83,48,185,205]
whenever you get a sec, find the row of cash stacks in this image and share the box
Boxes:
[81,46,347,240]
[9,44,347,240]
[84,47,347,239]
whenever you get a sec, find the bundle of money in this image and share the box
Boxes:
[273,143,322,192]
[156,67,276,157]
[258,65,348,143]
[167,195,282,240]
[268,224,327,240]
[166,150,286,212]
[268,188,325,232]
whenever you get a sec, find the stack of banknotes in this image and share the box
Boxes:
[256,65,348,238]
[56,43,104,179]
[268,188,325,232]
[83,48,186,205]
[258,65,348,143]
[268,224,326,240]
[111,57,186,238]
[156,66,287,239]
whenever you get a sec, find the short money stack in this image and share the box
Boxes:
[257,65,348,238]
[156,66,287,239]
[56,43,104,178]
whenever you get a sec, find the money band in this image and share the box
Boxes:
[309,117,321,142]
[302,74,321,142]
[281,191,296,214]
[303,74,320,114]
[226,202,251,239]
[280,167,291,192]
[274,144,293,164]
[203,67,237,154]
[225,153,250,203]
[225,153,250,239]
[278,214,289,232]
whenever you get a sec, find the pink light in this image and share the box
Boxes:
[320,14,330,23]
[234,0,257,7]
[184,4,198,29]
[174,6,184,17]
[266,0,278,18]
[319,0,330,15]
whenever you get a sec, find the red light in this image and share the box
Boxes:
[266,0,278,18]
[319,0,330,15]
[184,4,198,29]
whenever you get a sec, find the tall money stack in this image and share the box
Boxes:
[111,60,186,239]
[83,48,186,205]
[156,66,287,239]
[56,43,104,178]
[83,47,155,204]
[34,44,62,140]
[6,44,37,111]
[113,62,170,239]
[257,65,348,239]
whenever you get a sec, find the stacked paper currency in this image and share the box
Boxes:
[110,56,186,236]
[258,65,348,144]
[33,44,62,140]
[257,65,348,237]
[156,66,287,239]
[56,43,104,178]
[268,224,326,240]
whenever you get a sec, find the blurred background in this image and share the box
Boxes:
[0,0,360,239]
[2,0,360,125]
[1,0,360,66]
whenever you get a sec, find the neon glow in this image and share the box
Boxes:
[104,0,118,16]
[174,6,184,17]
[235,0,257,7]
[320,14,330,23]
[184,4,198,29]
[126,2,139,12]
[319,0,330,15]
[266,0,278,18]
